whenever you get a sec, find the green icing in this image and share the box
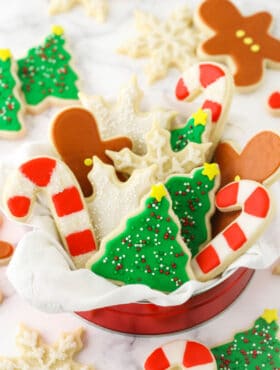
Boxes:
[165,167,217,256]
[170,115,206,152]
[0,58,22,133]
[17,32,79,106]
[212,316,280,369]
[91,190,192,292]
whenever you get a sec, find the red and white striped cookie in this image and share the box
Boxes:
[175,62,233,145]
[192,180,273,281]
[144,339,217,370]
[3,157,97,268]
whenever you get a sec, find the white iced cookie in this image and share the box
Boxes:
[79,76,176,154]
[87,157,156,244]
[107,122,211,182]
[144,339,217,370]
[118,7,201,83]
[48,0,108,22]
[0,325,94,369]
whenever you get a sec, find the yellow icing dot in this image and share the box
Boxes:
[234,175,241,182]
[84,158,93,167]
[150,184,167,202]
[243,37,253,45]
[51,25,64,36]
[202,163,220,181]
[251,44,260,53]
[0,49,12,62]
[192,108,208,126]
[235,29,245,38]
[261,309,278,324]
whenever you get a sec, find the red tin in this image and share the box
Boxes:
[76,268,254,335]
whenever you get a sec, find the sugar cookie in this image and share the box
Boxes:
[3,156,97,268]
[267,91,280,115]
[50,107,132,197]
[79,76,176,154]
[175,62,233,145]
[49,0,108,23]
[17,25,80,114]
[192,180,273,281]
[0,324,94,369]
[144,339,217,370]
[118,7,200,83]
[212,131,280,236]
[87,184,194,293]
[107,121,211,182]
[170,108,211,153]
[165,163,220,257]
[212,309,280,369]
[195,0,280,91]
[87,157,156,244]
[0,49,25,139]
[0,241,14,266]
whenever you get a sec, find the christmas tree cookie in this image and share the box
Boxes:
[0,49,25,139]
[17,25,79,113]
[87,184,194,292]
[212,309,280,369]
[170,108,211,152]
[165,163,220,256]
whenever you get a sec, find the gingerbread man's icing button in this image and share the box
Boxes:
[195,0,280,90]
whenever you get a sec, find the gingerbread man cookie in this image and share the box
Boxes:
[50,107,132,197]
[195,0,280,91]
[0,325,94,369]
[212,131,280,235]
[0,241,14,266]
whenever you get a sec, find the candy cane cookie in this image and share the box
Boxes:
[3,157,97,268]
[191,180,273,281]
[144,339,217,370]
[175,62,233,146]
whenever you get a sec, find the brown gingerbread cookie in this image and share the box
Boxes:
[51,107,132,197]
[0,241,14,266]
[195,0,280,91]
[212,131,280,235]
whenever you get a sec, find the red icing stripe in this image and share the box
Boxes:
[268,91,280,109]
[202,100,222,122]
[223,222,247,251]
[216,182,239,209]
[183,341,214,367]
[20,157,56,187]
[52,187,84,217]
[199,64,225,88]
[66,229,97,256]
[175,77,190,100]
[244,187,270,218]
[144,348,170,370]
[196,245,220,273]
[7,196,31,218]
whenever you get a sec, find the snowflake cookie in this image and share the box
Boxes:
[118,7,200,83]
[79,76,176,154]
[49,0,108,22]
[0,324,94,369]
[107,122,211,182]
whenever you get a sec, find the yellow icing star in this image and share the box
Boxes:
[0,49,12,62]
[51,25,64,36]
[234,175,241,181]
[150,184,167,202]
[192,109,208,126]
[202,163,220,180]
[261,309,279,324]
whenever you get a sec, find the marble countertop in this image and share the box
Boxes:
[0,0,279,369]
